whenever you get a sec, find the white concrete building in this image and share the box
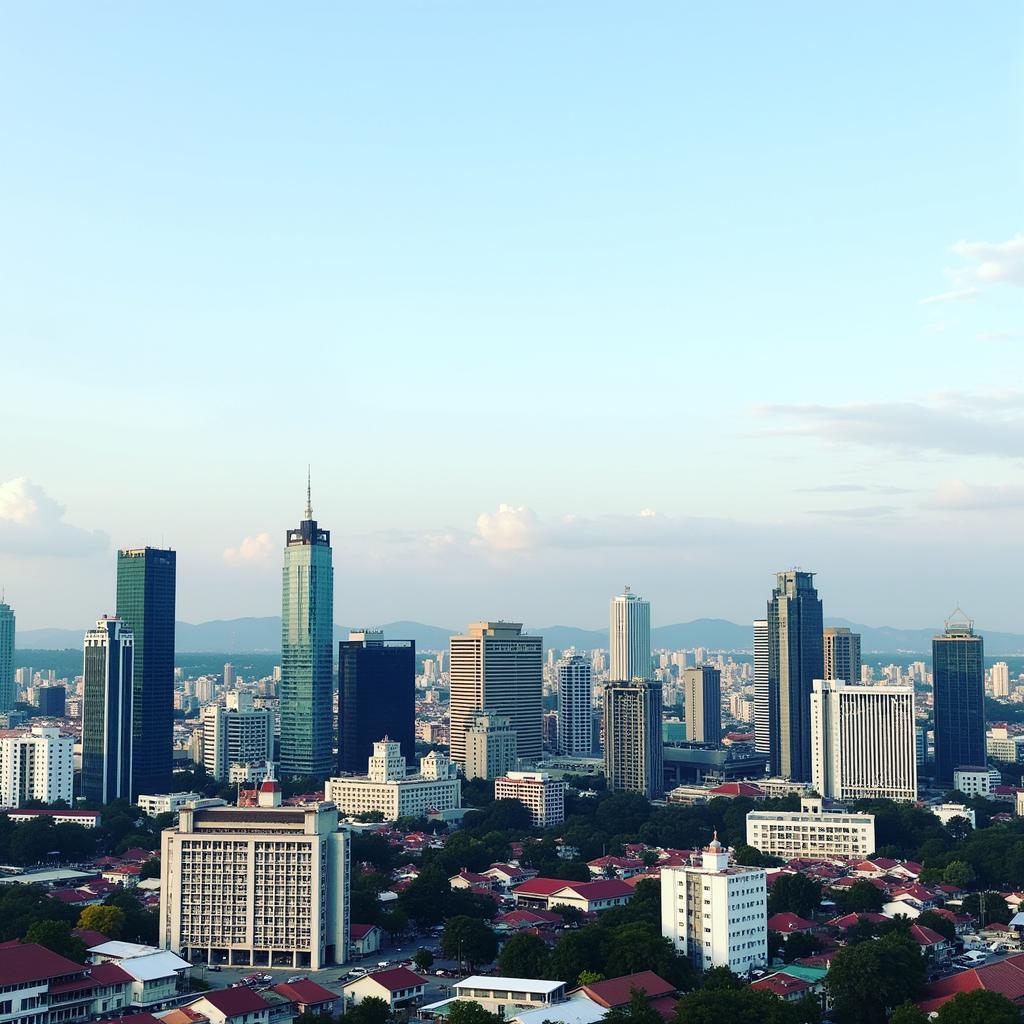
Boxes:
[660,837,768,973]
[953,766,1001,797]
[450,976,567,1016]
[992,662,1011,698]
[136,792,202,817]
[810,679,917,802]
[930,802,977,829]
[988,724,1024,764]
[325,741,461,821]
[0,725,73,807]
[609,587,651,682]
[160,775,349,970]
[494,771,565,827]
[746,797,876,860]
[202,691,274,781]
[557,652,593,757]
[464,712,519,781]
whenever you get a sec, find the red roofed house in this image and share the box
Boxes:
[918,952,1024,1014]
[349,923,383,957]
[102,863,143,887]
[908,923,954,965]
[344,967,426,1009]
[272,978,339,1016]
[513,877,576,908]
[751,972,814,1003]
[449,868,495,891]
[547,879,634,914]
[186,987,272,1024]
[767,912,817,936]
[587,855,647,879]
[484,863,537,889]
[494,909,565,932]
[825,911,888,932]
[570,970,676,1011]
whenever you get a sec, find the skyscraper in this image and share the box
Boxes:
[604,679,663,798]
[682,666,721,744]
[280,481,334,778]
[991,662,1010,699]
[339,630,416,774]
[202,691,274,781]
[448,622,543,768]
[810,680,917,801]
[82,616,134,803]
[933,610,985,785]
[609,587,651,682]
[557,651,593,756]
[752,619,769,757]
[116,547,176,796]
[823,627,862,685]
[0,600,14,712]
[767,570,824,781]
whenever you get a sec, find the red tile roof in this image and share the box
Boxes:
[0,942,84,986]
[557,879,633,900]
[197,987,271,1014]
[909,923,948,947]
[72,928,110,947]
[363,966,425,992]
[350,923,381,940]
[768,912,816,934]
[514,877,571,896]
[918,954,1024,1013]
[573,971,675,1008]
[708,782,765,798]
[272,978,338,1004]
[496,909,564,927]
[751,973,812,998]
[826,911,888,930]
[108,1015,164,1024]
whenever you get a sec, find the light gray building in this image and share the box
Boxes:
[604,679,663,799]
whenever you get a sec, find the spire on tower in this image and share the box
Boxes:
[305,465,313,521]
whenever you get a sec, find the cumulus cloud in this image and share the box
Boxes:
[474,504,542,552]
[0,478,108,556]
[952,235,1024,287]
[927,479,1024,511]
[918,287,980,305]
[223,532,274,565]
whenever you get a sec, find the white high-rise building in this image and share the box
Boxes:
[992,662,1011,699]
[201,691,274,781]
[661,837,768,973]
[810,679,917,802]
[752,620,769,756]
[0,726,73,806]
[494,771,565,828]
[557,652,592,756]
[609,588,651,682]
[449,622,543,767]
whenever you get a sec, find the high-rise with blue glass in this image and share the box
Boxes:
[117,546,176,797]
[281,479,334,778]
[933,610,985,785]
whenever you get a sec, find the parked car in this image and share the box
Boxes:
[208,965,222,973]
[286,975,307,983]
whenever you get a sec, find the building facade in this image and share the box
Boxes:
[767,570,824,781]
[557,652,593,757]
[0,726,73,807]
[325,741,461,820]
[494,771,565,828]
[280,484,334,778]
[661,838,768,973]
[463,712,519,780]
[202,691,274,781]
[116,546,176,797]
[987,724,1024,764]
[160,779,349,970]
[449,623,542,768]
[933,612,986,785]
[991,662,1011,698]
[823,627,861,686]
[339,632,416,773]
[35,685,66,717]
[682,666,722,744]
[609,587,651,682]
[810,679,917,802]
[82,616,135,804]
[604,679,663,799]
[746,797,876,859]
[753,619,770,757]
[0,601,13,712]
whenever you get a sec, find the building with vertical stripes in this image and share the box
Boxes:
[752,619,770,758]
[557,651,593,756]
[609,588,651,682]
[604,678,663,799]
[810,679,917,802]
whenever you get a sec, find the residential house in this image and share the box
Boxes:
[569,971,677,1019]
[345,967,426,1009]
[349,924,383,957]
[185,988,273,1024]
[272,978,339,1016]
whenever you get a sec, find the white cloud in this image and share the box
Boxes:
[0,478,108,556]
[918,287,979,305]
[927,479,1024,511]
[952,235,1024,287]
[474,505,542,552]
[223,532,274,565]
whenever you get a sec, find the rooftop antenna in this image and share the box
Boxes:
[305,465,313,520]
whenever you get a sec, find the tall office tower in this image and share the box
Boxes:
[933,610,985,785]
[992,662,1011,699]
[557,651,593,756]
[36,685,67,717]
[0,600,14,712]
[0,726,74,806]
[116,546,176,796]
[682,666,722,744]
[464,712,519,780]
[604,679,664,799]
[201,691,274,780]
[823,627,862,685]
[810,680,917,801]
[339,630,415,774]
[280,481,334,778]
[767,570,824,781]
[223,662,235,688]
[448,622,543,767]
[609,587,651,681]
[81,616,135,803]
[752,619,770,757]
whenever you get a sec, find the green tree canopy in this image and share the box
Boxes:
[441,916,498,970]
[768,873,821,918]
[934,989,1020,1024]
[826,931,925,1024]
[497,933,550,979]
[24,919,86,962]
[672,986,820,1024]
[77,904,126,940]
[447,1001,501,1024]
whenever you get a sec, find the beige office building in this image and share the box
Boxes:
[449,623,542,767]
[464,712,518,780]
[604,679,663,799]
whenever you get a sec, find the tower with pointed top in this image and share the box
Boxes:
[280,477,334,778]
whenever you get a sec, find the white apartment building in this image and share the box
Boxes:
[661,838,768,973]
[136,791,201,817]
[557,653,593,757]
[810,680,917,802]
[952,766,1000,797]
[746,797,876,860]
[987,724,1024,764]
[0,726,73,807]
[202,691,274,781]
[494,771,565,828]
[464,713,519,781]
[609,587,651,682]
[992,662,1011,698]
[160,777,349,970]
[604,679,663,799]
[325,741,461,820]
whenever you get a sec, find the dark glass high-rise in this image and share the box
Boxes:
[116,546,176,797]
[933,610,985,785]
[338,632,415,774]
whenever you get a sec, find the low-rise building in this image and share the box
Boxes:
[953,766,1001,797]
[745,797,876,860]
[494,771,565,828]
[271,978,339,1016]
[0,808,100,828]
[929,802,977,829]
[348,923,383,957]
[135,792,202,817]
[512,877,633,913]
[450,976,566,1015]
[180,988,272,1024]
[345,967,425,1009]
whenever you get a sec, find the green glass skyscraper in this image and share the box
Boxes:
[0,599,14,712]
[281,480,334,778]
[116,546,176,796]
[933,610,985,785]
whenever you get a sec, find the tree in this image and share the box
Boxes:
[379,908,408,942]
[768,873,821,918]
[944,817,973,843]
[139,857,161,881]
[77,905,126,940]
[941,860,975,888]
[935,989,1020,1024]
[345,996,391,1024]
[24,920,87,962]
[545,927,612,985]
[826,931,925,1024]
[841,880,886,913]
[603,922,696,991]
[447,1002,501,1024]
[888,1003,928,1024]
[914,911,955,941]
[413,948,434,972]
[700,966,743,991]
[577,970,606,986]
[673,986,819,1024]
[441,916,498,970]
[962,891,1012,926]
[603,987,666,1024]
[497,933,550,979]
[733,844,783,868]
[103,892,159,945]
[782,932,822,963]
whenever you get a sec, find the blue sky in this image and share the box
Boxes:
[2,3,1023,632]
